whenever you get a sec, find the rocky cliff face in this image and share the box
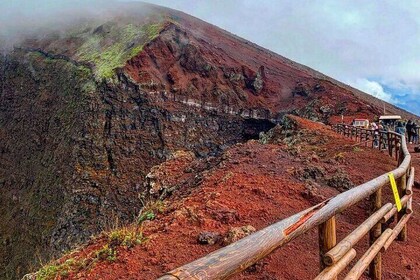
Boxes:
[0,50,95,278]
[0,37,275,279]
[0,3,416,279]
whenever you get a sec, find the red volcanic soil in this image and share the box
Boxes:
[48,116,420,280]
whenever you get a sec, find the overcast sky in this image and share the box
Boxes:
[1,0,419,115]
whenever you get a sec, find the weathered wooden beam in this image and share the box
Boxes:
[382,214,412,251]
[407,198,413,214]
[324,203,392,266]
[398,172,408,241]
[406,167,414,196]
[406,167,414,215]
[315,249,356,280]
[319,216,336,274]
[344,229,393,280]
[381,194,411,223]
[158,276,179,280]
[369,187,382,280]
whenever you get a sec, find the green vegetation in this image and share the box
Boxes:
[36,258,79,280]
[334,152,345,162]
[136,200,165,224]
[107,227,147,249]
[95,245,117,262]
[77,22,164,79]
[35,254,95,280]
[33,201,165,279]
[353,146,364,152]
[34,226,147,279]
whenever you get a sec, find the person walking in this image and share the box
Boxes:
[395,121,406,136]
[371,122,379,148]
[412,121,419,144]
[380,121,388,150]
[406,120,413,143]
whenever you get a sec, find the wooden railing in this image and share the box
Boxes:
[158,124,414,280]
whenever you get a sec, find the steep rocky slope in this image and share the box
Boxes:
[0,3,418,279]
[31,115,420,280]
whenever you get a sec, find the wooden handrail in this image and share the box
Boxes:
[324,203,393,266]
[382,214,412,251]
[314,249,356,280]
[344,229,393,280]
[381,194,412,222]
[158,123,413,280]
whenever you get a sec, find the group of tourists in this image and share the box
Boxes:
[394,120,419,144]
[370,120,419,145]
[405,120,419,144]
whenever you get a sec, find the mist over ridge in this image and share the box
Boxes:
[0,1,159,51]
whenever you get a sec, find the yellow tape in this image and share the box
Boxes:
[388,173,402,212]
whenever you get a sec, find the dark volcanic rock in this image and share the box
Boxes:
[223,225,256,245]
[326,170,355,192]
[197,231,221,245]
[292,82,311,97]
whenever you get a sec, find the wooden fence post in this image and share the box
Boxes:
[366,131,370,147]
[365,130,370,147]
[319,216,337,279]
[369,187,382,280]
[387,132,392,157]
[398,141,404,166]
[398,172,408,241]
[362,130,365,146]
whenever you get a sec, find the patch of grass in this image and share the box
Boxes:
[353,146,364,152]
[221,171,234,183]
[76,22,165,79]
[142,23,163,40]
[137,200,165,225]
[34,226,147,279]
[107,227,147,249]
[334,152,345,162]
[34,199,165,279]
[95,244,117,262]
[35,258,77,280]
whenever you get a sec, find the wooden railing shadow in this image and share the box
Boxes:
[158,124,414,280]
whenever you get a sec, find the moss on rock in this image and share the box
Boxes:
[76,22,165,79]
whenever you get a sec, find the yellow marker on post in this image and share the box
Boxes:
[388,173,402,212]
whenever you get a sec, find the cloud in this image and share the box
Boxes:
[0,0,118,50]
[352,79,394,103]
